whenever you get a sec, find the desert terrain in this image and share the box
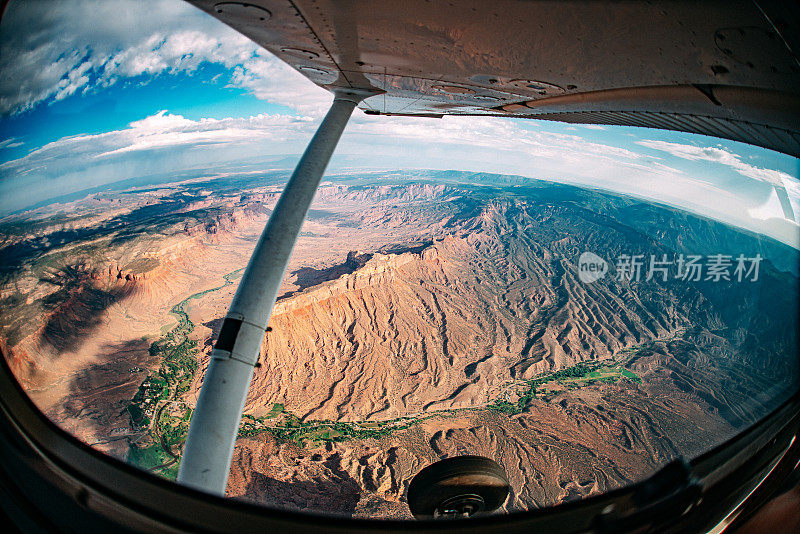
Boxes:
[1,169,797,518]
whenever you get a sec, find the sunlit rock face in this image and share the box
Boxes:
[1,170,797,516]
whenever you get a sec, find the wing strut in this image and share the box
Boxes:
[177,90,368,494]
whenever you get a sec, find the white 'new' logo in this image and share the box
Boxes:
[577,252,608,283]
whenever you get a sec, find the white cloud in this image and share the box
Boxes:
[0,110,322,216]
[0,138,23,149]
[0,0,330,115]
[95,111,317,157]
[2,107,655,192]
[347,114,644,166]
[636,139,795,187]
[2,111,316,173]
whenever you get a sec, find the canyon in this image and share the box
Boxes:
[0,169,797,517]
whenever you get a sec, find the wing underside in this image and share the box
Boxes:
[187,0,800,156]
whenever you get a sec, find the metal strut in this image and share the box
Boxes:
[177,90,367,494]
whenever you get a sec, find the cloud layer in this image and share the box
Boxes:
[637,140,796,187]
[0,0,330,116]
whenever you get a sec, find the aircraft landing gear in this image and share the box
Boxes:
[407,455,510,519]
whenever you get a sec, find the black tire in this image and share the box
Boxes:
[407,455,510,519]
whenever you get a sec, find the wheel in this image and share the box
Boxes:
[406,455,510,519]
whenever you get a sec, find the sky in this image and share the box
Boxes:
[1,0,798,247]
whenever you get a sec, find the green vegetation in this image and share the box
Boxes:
[487,399,519,414]
[237,405,427,447]
[267,420,394,443]
[127,442,170,469]
[125,268,243,479]
[621,368,642,382]
[488,359,642,415]
[266,403,285,416]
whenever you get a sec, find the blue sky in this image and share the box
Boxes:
[1,0,798,247]
[0,64,292,161]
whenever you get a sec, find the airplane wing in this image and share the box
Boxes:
[187,0,800,157]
